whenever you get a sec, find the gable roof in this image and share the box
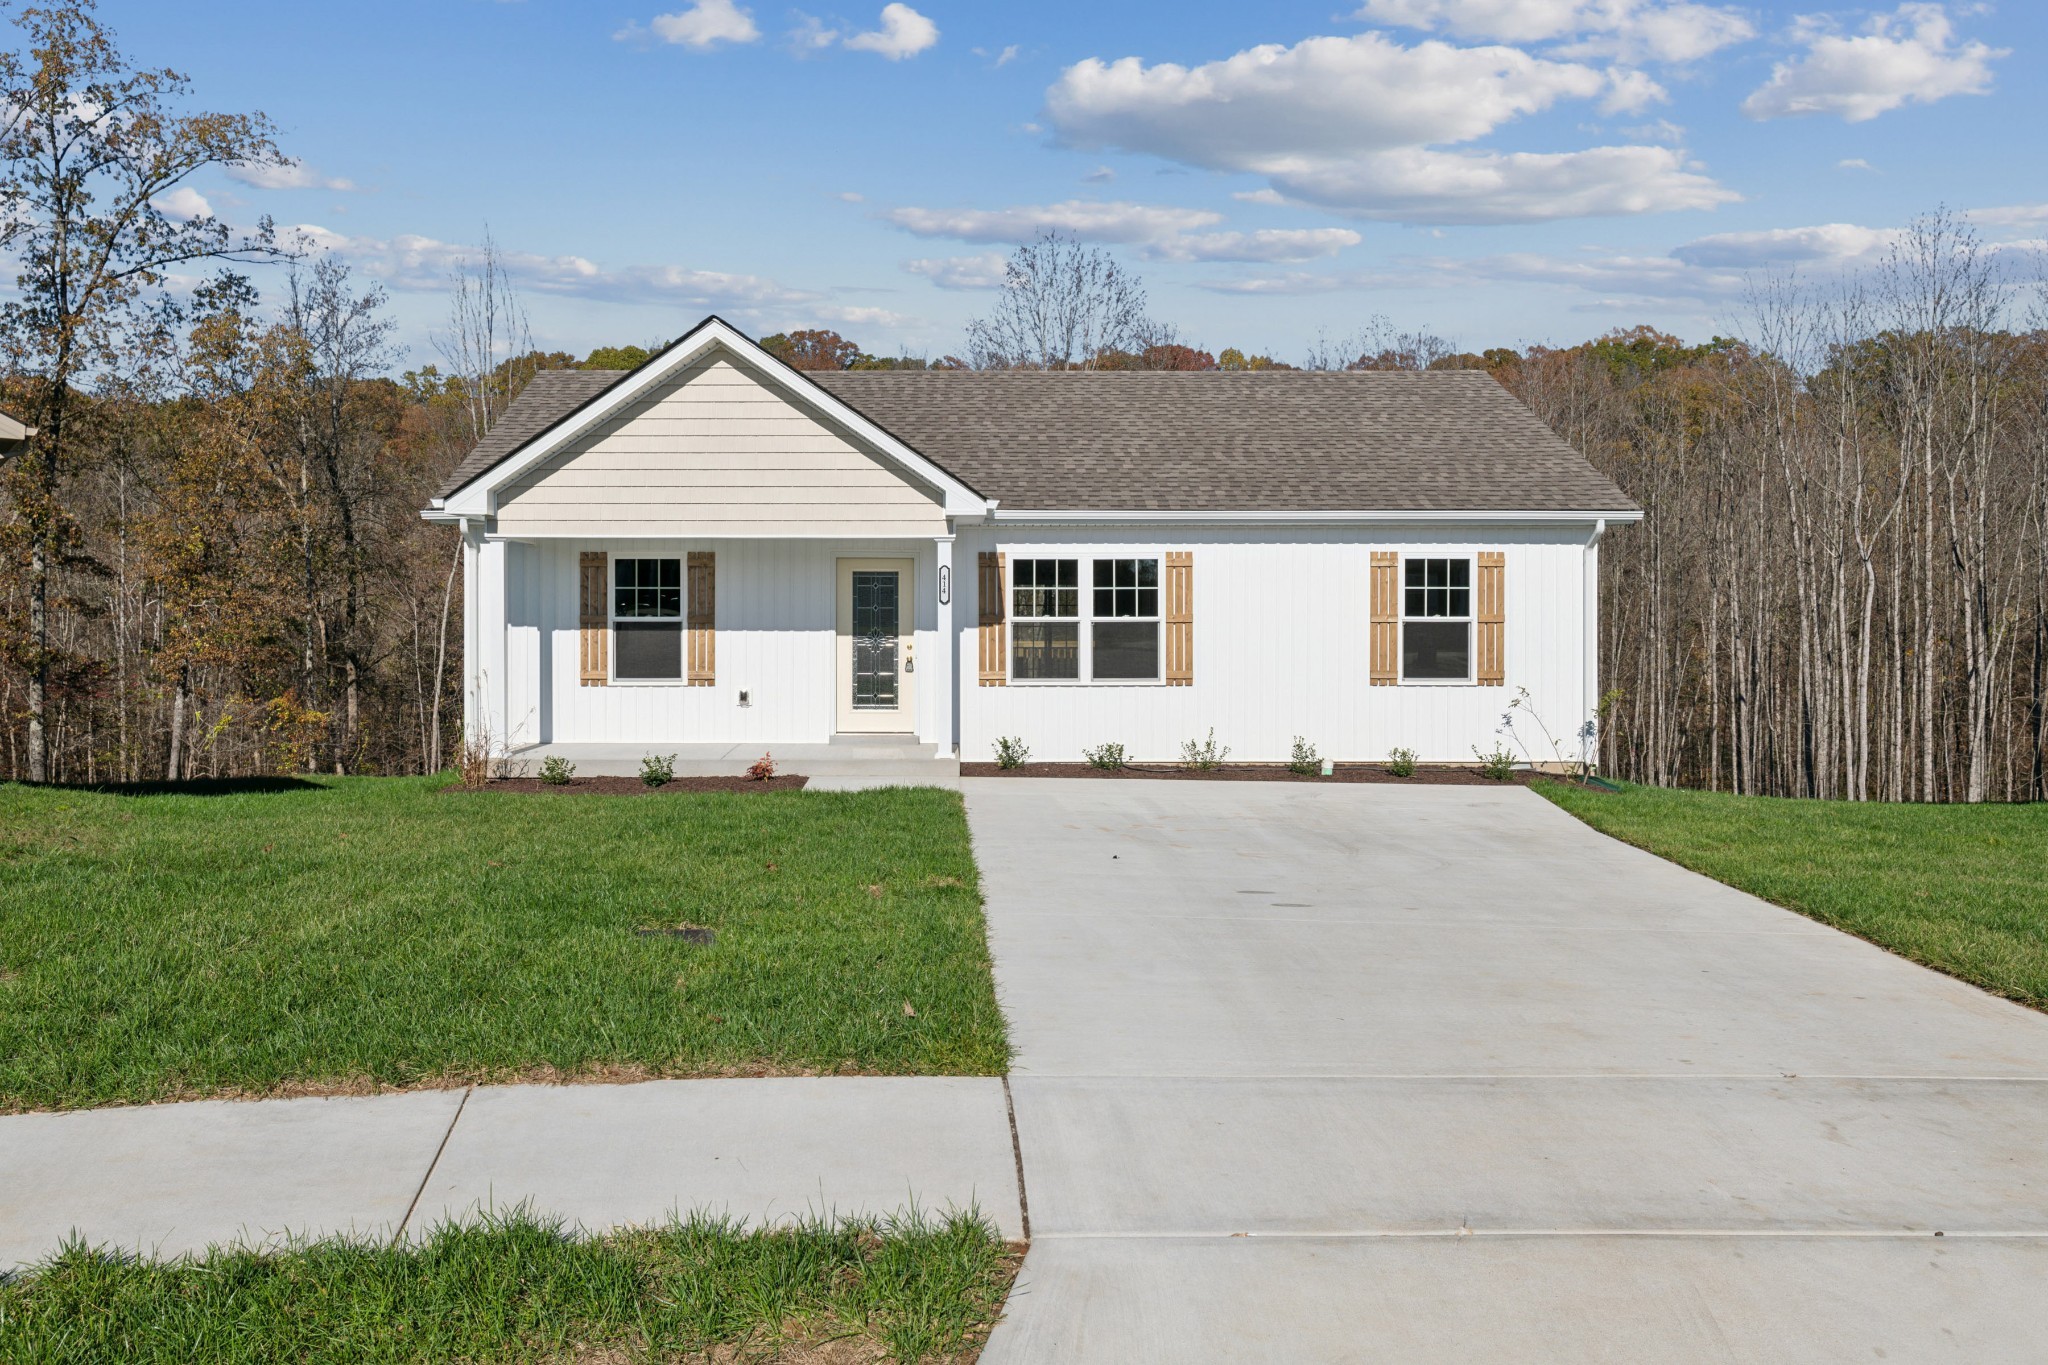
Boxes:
[434,336,1636,516]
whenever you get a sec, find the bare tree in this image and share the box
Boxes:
[964,233,1148,370]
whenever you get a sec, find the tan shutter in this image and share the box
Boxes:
[579,551,609,686]
[1476,551,1505,686]
[977,551,1007,686]
[1369,551,1399,686]
[1164,551,1193,686]
[687,551,716,687]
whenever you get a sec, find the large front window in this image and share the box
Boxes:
[1012,556,1161,682]
[614,557,682,680]
[1402,556,1471,682]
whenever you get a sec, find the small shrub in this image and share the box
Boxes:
[1472,743,1518,781]
[1386,746,1418,778]
[538,755,576,786]
[993,736,1030,769]
[1083,741,1128,771]
[745,751,777,781]
[1286,736,1320,776]
[1179,728,1229,771]
[640,752,677,787]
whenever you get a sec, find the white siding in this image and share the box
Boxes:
[495,356,947,538]
[503,537,942,746]
[953,525,1593,765]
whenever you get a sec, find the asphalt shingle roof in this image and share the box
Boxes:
[437,364,1637,513]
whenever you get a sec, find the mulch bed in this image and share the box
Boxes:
[961,762,1538,785]
[457,775,810,795]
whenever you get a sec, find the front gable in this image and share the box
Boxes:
[438,316,985,536]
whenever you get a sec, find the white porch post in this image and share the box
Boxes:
[1583,518,1605,771]
[931,531,956,754]
[476,531,511,755]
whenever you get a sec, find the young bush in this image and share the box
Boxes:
[1386,746,1418,778]
[1286,736,1320,776]
[538,755,576,786]
[1179,729,1229,771]
[745,751,777,781]
[1083,742,1127,771]
[993,736,1030,769]
[640,753,677,787]
[1472,744,1518,781]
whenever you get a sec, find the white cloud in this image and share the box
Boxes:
[994,44,1019,67]
[813,304,918,329]
[152,187,213,220]
[1352,0,1754,63]
[843,3,938,60]
[1232,188,1289,206]
[1741,4,2004,123]
[1146,227,1362,263]
[1602,67,1666,113]
[905,252,1011,289]
[884,199,1222,244]
[1838,157,1874,171]
[1082,165,1116,184]
[1044,31,1732,224]
[834,191,866,203]
[622,0,760,49]
[1672,222,1899,269]
[789,14,840,52]
[226,160,358,192]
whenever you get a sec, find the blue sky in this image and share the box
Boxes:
[107,0,2043,366]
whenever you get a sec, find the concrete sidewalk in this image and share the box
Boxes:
[0,1076,1022,1269]
[965,779,2048,1362]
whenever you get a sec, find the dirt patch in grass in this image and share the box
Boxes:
[962,762,1536,785]
[457,775,811,795]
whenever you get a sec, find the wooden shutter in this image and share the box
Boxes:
[687,551,716,687]
[977,551,1006,686]
[579,551,609,687]
[1164,551,1193,686]
[1369,551,1399,686]
[1476,551,1505,686]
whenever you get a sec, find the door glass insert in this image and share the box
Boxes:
[851,571,900,709]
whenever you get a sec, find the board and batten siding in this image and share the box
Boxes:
[501,536,943,747]
[952,525,1593,764]
[493,355,948,538]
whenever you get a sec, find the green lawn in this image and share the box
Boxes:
[0,777,1008,1112]
[1536,781,2048,1010]
[0,1209,1016,1364]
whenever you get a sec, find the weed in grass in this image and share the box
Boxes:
[1537,781,2048,1012]
[0,1208,1019,1364]
[0,778,1009,1110]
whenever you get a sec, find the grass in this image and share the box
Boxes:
[0,777,1008,1111]
[0,1208,1018,1364]
[1536,780,2048,1010]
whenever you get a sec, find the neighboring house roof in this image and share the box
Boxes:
[437,353,1637,515]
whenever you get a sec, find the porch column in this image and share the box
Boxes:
[931,531,956,754]
[476,531,511,755]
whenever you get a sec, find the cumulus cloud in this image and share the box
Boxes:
[226,160,358,192]
[1352,0,1754,63]
[843,3,938,60]
[1741,4,2004,123]
[1044,31,1733,223]
[287,225,819,312]
[1146,228,1362,263]
[1672,223,1899,269]
[152,187,213,220]
[620,0,760,49]
[905,252,1012,290]
[884,199,1222,244]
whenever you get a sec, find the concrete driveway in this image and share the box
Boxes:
[965,780,2048,1362]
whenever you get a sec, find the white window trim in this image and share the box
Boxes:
[1006,549,1168,687]
[609,555,687,687]
[1399,554,1477,687]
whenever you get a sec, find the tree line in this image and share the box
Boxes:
[1,5,2040,799]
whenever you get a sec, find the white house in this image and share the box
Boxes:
[423,315,1640,776]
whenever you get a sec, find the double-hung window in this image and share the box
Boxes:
[1401,556,1472,682]
[1011,555,1162,682]
[613,557,682,680]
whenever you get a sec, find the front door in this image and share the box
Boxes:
[836,558,916,733]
